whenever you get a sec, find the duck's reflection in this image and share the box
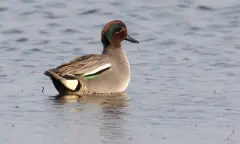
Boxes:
[52,92,130,144]
[53,92,129,108]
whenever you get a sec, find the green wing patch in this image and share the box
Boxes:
[83,75,98,79]
[82,66,111,80]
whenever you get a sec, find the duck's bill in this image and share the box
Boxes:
[125,35,139,43]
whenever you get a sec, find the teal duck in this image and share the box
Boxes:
[44,20,139,95]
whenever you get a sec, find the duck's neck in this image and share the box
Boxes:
[102,45,124,57]
[102,45,131,88]
[102,45,130,68]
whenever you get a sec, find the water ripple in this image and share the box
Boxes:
[110,2,121,6]
[33,40,50,45]
[42,11,66,19]
[0,7,8,12]
[197,5,215,11]
[47,22,62,28]
[2,29,23,34]
[60,41,75,45]
[62,28,83,34]
[20,10,37,16]
[78,9,99,15]
[178,4,190,9]
[5,47,18,52]
[29,48,42,52]
[22,64,35,68]
[46,2,67,8]
[13,59,24,62]
[21,0,35,3]
[39,30,50,36]
[16,37,29,43]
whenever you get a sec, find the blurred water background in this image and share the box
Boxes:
[1,0,240,143]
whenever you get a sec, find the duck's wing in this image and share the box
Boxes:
[45,54,112,79]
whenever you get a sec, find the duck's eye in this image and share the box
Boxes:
[116,27,125,33]
[114,26,126,38]
[116,28,122,32]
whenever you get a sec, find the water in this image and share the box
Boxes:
[1,0,240,143]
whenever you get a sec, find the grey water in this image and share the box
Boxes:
[1,0,240,143]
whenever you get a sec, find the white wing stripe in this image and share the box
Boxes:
[62,79,78,91]
[83,63,111,76]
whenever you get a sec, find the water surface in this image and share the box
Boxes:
[1,0,240,143]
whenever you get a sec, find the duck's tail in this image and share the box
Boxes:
[44,71,81,92]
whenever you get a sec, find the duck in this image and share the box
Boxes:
[44,20,139,95]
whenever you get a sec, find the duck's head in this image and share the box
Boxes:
[101,20,139,48]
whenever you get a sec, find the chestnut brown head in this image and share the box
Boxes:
[101,20,139,48]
